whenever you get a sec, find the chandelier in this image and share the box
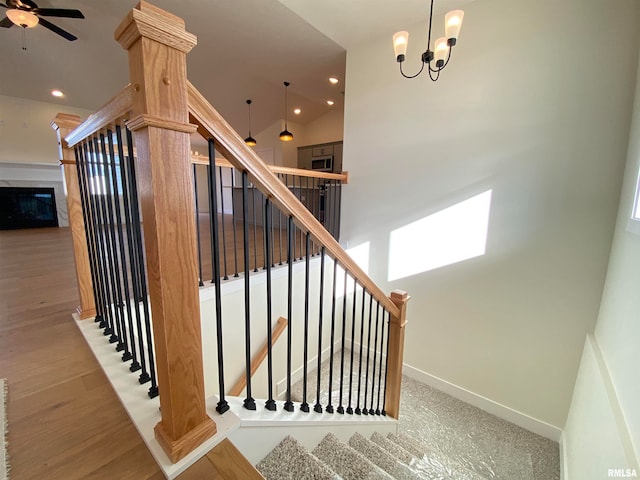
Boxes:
[392,0,464,81]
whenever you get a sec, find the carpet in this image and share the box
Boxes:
[0,378,8,480]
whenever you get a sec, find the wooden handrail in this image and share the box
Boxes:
[190,153,349,184]
[65,83,134,147]
[228,316,288,397]
[187,82,400,318]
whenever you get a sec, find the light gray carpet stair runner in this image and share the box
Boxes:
[256,435,338,480]
[256,431,493,480]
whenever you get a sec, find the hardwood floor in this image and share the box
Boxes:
[0,227,222,479]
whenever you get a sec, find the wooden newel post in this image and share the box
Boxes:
[51,113,97,320]
[385,290,410,419]
[115,2,216,463]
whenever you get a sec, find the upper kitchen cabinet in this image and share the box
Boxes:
[297,141,343,173]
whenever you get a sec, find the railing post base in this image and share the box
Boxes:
[154,417,217,464]
[385,290,410,419]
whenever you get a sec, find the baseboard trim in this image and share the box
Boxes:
[402,363,563,442]
[559,430,568,480]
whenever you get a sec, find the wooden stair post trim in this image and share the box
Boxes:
[115,2,215,464]
[51,113,97,320]
[385,290,410,419]
[205,438,265,479]
[229,316,288,397]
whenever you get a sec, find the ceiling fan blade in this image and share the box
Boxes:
[0,16,13,27]
[38,17,77,41]
[34,8,84,19]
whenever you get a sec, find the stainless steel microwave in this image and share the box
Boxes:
[311,156,333,172]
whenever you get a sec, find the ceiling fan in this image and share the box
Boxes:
[0,0,84,41]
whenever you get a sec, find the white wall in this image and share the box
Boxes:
[341,0,640,428]
[0,95,92,165]
[297,108,344,147]
[564,37,640,478]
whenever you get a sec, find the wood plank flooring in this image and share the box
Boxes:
[0,227,222,479]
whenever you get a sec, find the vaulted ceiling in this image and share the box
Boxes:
[0,0,473,135]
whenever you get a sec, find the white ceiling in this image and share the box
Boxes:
[0,0,473,136]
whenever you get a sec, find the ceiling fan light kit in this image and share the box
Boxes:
[1,0,85,45]
[6,8,37,27]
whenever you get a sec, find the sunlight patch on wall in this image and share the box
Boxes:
[388,190,493,281]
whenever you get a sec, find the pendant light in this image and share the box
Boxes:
[279,81,294,142]
[244,99,257,147]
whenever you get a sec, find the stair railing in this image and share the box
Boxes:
[188,83,409,418]
[52,1,409,465]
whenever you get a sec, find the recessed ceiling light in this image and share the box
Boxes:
[329,77,339,85]
[293,108,301,115]
[51,89,64,98]
[326,100,335,106]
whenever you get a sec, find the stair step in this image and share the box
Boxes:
[256,435,338,480]
[312,433,393,480]
[388,433,489,480]
[369,432,416,466]
[348,433,416,480]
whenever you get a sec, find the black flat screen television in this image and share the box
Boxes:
[0,187,59,230]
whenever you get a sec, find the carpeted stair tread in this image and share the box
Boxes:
[312,433,393,480]
[388,433,489,480]
[370,432,416,465]
[256,435,339,480]
[348,433,416,480]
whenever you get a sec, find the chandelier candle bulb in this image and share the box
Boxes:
[434,37,448,67]
[393,31,409,62]
[445,10,464,45]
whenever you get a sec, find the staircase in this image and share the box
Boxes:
[256,431,487,480]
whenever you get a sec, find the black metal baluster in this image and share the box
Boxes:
[230,169,240,277]
[106,129,136,365]
[326,260,338,413]
[101,132,130,359]
[301,232,311,413]
[382,310,391,416]
[264,198,276,411]
[337,268,348,414]
[314,247,326,413]
[207,140,230,414]
[206,164,216,283]
[88,137,118,344]
[124,126,157,397]
[369,301,380,415]
[376,309,387,415]
[284,215,294,412]
[298,176,304,260]
[346,279,358,414]
[193,164,204,287]
[362,295,374,415]
[93,136,123,351]
[355,287,366,415]
[83,139,109,332]
[218,166,229,280]
[336,180,342,241]
[241,172,256,410]
[252,184,258,272]
[332,180,340,240]
[115,125,143,374]
[75,143,104,328]
[278,183,283,266]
